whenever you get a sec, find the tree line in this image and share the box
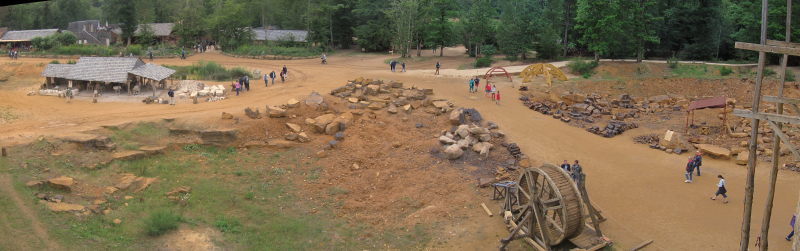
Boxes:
[0,0,795,62]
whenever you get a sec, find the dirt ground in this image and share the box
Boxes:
[1,48,800,250]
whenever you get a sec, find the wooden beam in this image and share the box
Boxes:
[766,121,800,160]
[733,109,800,125]
[630,240,654,251]
[763,96,800,105]
[766,39,800,48]
[735,41,800,57]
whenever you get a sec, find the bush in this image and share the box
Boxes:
[567,60,599,77]
[764,68,776,77]
[719,66,733,76]
[143,210,181,236]
[474,56,493,68]
[786,69,795,81]
[49,60,60,64]
[480,44,497,57]
[67,60,76,64]
[667,56,679,69]
[229,44,322,57]
[166,61,254,81]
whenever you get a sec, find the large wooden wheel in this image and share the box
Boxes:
[512,164,584,245]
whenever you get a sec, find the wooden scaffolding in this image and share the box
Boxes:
[732,0,800,250]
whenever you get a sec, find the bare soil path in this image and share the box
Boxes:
[0,50,795,250]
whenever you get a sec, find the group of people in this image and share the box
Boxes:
[468,76,500,104]
[683,151,729,203]
[7,49,19,59]
[389,60,406,72]
[560,160,583,184]
[233,65,289,95]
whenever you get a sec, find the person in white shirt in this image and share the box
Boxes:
[710,175,728,203]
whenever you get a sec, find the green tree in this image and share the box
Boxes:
[424,0,457,57]
[497,0,534,60]
[136,23,157,45]
[386,0,419,57]
[463,0,496,57]
[352,0,392,52]
[208,0,254,51]
[575,0,624,61]
[174,0,207,47]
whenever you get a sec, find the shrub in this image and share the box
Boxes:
[567,60,599,77]
[143,210,181,236]
[214,216,242,233]
[67,60,76,64]
[480,44,497,57]
[166,61,254,81]
[474,56,493,68]
[764,68,776,77]
[786,69,795,81]
[719,66,733,76]
[49,60,60,64]
[667,56,679,69]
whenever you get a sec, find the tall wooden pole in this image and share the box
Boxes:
[759,1,791,250]
[741,0,769,250]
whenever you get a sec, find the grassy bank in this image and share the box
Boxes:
[165,61,253,81]
[227,44,322,57]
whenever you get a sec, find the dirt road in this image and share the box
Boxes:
[0,50,798,250]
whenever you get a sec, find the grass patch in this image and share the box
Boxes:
[166,61,253,81]
[228,44,322,57]
[0,106,19,123]
[567,60,599,78]
[109,122,167,151]
[214,216,242,233]
[144,210,182,236]
[719,66,733,76]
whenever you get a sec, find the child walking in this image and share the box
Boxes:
[468,78,474,93]
[684,157,695,183]
[710,175,728,203]
[495,90,501,105]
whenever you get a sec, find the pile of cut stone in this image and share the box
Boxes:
[633,134,660,145]
[587,120,638,137]
[438,108,504,160]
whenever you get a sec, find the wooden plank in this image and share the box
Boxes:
[480,203,493,217]
[630,240,654,251]
[767,39,800,48]
[735,42,800,57]
[763,96,800,105]
[733,109,800,125]
[767,121,800,160]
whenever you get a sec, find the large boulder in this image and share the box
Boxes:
[455,125,471,138]
[432,100,451,109]
[286,123,302,133]
[286,98,300,108]
[244,107,261,119]
[387,104,398,114]
[266,106,287,118]
[449,108,463,125]
[112,150,147,161]
[313,114,336,132]
[200,128,238,145]
[438,135,456,145]
[695,144,732,159]
[305,91,325,106]
[59,133,115,150]
[736,152,749,165]
[444,144,464,160]
[47,176,75,191]
[368,102,385,110]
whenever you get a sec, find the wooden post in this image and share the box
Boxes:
[1,147,6,157]
[759,1,791,250]
[741,0,769,250]
[579,174,603,237]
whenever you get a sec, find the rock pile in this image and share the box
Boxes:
[330,77,439,114]
[437,109,498,160]
[586,120,638,137]
[633,134,660,145]
[504,143,522,159]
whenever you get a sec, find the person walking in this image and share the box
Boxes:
[560,160,571,173]
[269,70,276,85]
[234,81,241,96]
[390,60,397,72]
[710,175,728,203]
[244,76,250,91]
[468,78,474,93]
[401,62,406,72]
[694,151,703,176]
[684,157,695,183]
[495,90,501,105]
[263,73,269,87]
[435,61,441,75]
[787,214,796,241]
[148,50,153,61]
[490,84,497,100]
[181,48,186,59]
[571,160,583,183]
[474,77,480,93]
[282,65,288,76]
[484,80,492,97]
[65,88,73,103]
[167,88,175,105]
[280,71,286,83]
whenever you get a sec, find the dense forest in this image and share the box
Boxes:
[0,0,795,61]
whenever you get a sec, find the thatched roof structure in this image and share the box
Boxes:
[128,63,176,81]
[42,57,175,84]
[135,23,175,37]
[252,28,308,42]
[0,29,59,42]
[41,64,74,78]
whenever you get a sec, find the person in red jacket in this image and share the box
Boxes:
[495,90,501,105]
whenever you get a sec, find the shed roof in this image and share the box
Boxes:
[0,29,59,42]
[128,63,176,81]
[41,64,74,78]
[688,96,727,111]
[65,57,144,83]
[135,23,175,37]
[253,28,308,42]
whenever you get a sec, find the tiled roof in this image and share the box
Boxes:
[128,63,176,81]
[64,57,144,83]
[252,28,308,42]
[135,23,175,37]
[0,29,59,42]
[41,64,74,78]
